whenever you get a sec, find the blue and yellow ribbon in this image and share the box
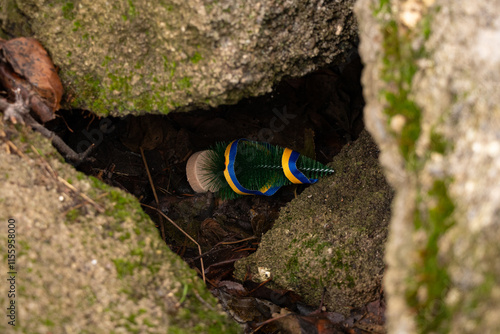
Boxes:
[281,148,318,184]
[223,139,281,196]
[223,140,320,196]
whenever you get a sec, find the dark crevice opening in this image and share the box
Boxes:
[43,48,366,327]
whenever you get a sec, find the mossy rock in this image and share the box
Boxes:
[234,131,393,315]
[0,119,240,333]
[1,0,358,116]
[356,0,500,332]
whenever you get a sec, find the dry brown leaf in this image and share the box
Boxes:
[0,37,62,119]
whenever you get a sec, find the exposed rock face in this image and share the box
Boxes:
[235,131,393,315]
[355,0,500,332]
[0,119,239,333]
[0,0,358,115]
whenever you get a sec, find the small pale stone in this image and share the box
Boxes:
[390,114,406,134]
[400,1,422,28]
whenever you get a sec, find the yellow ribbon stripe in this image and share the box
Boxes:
[223,140,250,195]
[282,148,303,184]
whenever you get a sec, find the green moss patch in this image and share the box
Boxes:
[377,1,430,167]
[406,178,455,332]
[375,2,457,331]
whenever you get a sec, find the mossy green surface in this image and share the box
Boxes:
[377,1,426,167]
[0,119,240,333]
[235,131,394,315]
[2,0,358,116]
[366,0,500,332]
[358,0,500,331]
[374,2,458,332]
[407,179,455,333]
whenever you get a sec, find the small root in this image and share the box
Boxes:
[0,89,97,164]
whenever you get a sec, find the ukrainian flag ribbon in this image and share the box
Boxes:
[282,148,318,184]
[223,139,281,196]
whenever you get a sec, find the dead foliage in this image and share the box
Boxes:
[0,37,95,163]
[0,37,63,123]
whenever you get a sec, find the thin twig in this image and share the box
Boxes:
[250,313,292,334]
[58,176,105,213]
[59,114,74,133]
[24,113,96,163]
[141,203,206,283]
[140,147,166,240]
[30,144,58,179]
[61,202,85,217]
[247,278,273,295]
[2,142,10,154]
[192,288,217,312]
[216,236,258,246]
[140,147,159,205]
[1,92,96,164]
[6,140,28,160]
[233,247,257,252]
[205,257,240,269]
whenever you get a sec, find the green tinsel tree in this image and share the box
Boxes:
[199,140,334,199]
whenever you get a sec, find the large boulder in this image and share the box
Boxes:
[355,0,500,332]
[0,118,239,333]
[0,0,358,115]
[235,131,393,315]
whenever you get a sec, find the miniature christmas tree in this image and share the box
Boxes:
[186,139,334,199]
